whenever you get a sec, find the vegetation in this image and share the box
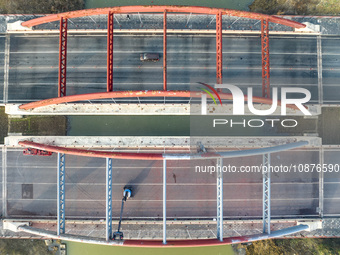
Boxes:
[0,106,8,144]
[9,116,67,136]
[0,239,53,255]
[0,0,84,14]
[236,238,340,255]
[249,0,340,15]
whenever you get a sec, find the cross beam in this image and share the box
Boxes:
[216,12,223,91]
[263,153,271,234]
[58,17,68,97]
[106,158,113,241]
[57,153,66,235]
[163,159,167,244]
[107,12,114,92]
[261,19,270,98]
[216,158,223,241]
[163,11,167,91]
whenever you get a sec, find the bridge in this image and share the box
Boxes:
[1,5,340,247]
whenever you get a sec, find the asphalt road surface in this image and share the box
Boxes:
[2,148,338,219]
[2,34,339,104]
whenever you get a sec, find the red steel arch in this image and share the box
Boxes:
[21,6,305,28]
[18,90,298,110]
[20,6,306,109]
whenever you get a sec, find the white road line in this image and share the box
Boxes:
[7,198,319,202]
[9,66,317,70]
[6,182,320,185]
[3,35,10,103]
[2,147,7,217]
[9,50,318,55]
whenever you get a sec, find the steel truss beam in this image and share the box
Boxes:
[57,153,66,235]
[163,159,167,244]
[58,17,67,97]
[216,12,223,90]
[22,6,306,29]
[106,158,113,241]
[163,11,167,91]
[216,158,223,241]
[263,153,271,234]
[107,12,114,92]
[261,19,270,98]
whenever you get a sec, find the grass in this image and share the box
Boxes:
[0,239,53,255]
[0,0,84,14]
[249,0,340,15]
[0,106,8,144]
[241,238,340,255]
[9,116,67,136]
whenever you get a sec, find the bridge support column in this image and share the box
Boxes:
[263,153,271,234]
[106,158,113,241]
[216,11,222,92]
[216,158,223,241]
[58,17,67,97]
[163,159,167,244]
[163,11,167,91]
[57,153,66,235]
[107,12,114,92]
[261,19,270,98]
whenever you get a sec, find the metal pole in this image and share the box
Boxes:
[107,12,114,92]
[163,159,167,244]
[216,158,223,241]
[106,158,113,241]
[317,35,323,104]
[2,146,7,217]
[57,153,66,235]
[318,148,324,218]
[163,10,167,91]
[263,153,271,234]
[58,17,67,97]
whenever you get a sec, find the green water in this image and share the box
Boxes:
[85,0,253,11]
[65,241,234,255]
[67,115,292,136]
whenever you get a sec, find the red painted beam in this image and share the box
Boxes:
[19,141,164,160]
[58,17,67,97]
[107,12,114,92]
[261,19,270,98]
[21,6,306,29]
[216,11,223,91]
[163,10,167,91]
[18,90,294,110]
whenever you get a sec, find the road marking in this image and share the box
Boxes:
[7,198,319,202]
[9,66,317,70]
[9,50,318,55]
[3,35,10,103]
[6,182,320,185]
[2,147,7,217]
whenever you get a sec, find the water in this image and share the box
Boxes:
[67,115,293,136]
[85,0,253,11]
[65,241,235,255]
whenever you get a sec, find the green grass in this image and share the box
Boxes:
[249,0,340,15]
[0,106,8,144]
